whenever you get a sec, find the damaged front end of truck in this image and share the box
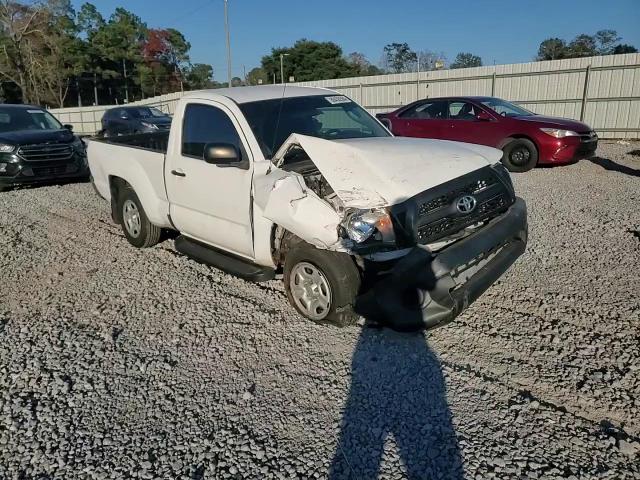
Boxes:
[255,134,528,331]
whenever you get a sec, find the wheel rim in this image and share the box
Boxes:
[289,262,332,320]
[122,199,142,238]
[510,146,531,166]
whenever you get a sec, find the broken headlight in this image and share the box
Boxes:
[343,208,395,244]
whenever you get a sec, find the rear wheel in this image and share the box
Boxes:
[284,241,361,327]
[117,185,161,248]
[502,138,538,172]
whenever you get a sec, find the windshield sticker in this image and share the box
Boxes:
[27,110,45,114]
[325,95,351,105]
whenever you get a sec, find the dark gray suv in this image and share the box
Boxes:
[101,106,172,137]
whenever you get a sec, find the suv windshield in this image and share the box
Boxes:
[239,95,390,158]
[480,98,533,117]
[130,107,168,119]
[0,107,62,133]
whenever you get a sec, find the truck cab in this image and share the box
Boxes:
[87,86,527,331]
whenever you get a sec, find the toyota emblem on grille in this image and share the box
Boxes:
[456,195,477,214]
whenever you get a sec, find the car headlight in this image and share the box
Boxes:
[540,128,579,138]
[72,138,86,153]
[343,208,395,244]
[0,144,15,153]
[141,122,159,130]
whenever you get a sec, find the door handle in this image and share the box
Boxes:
[171,169,186,177]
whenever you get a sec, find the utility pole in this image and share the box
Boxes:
[93,72,99,105]
[224,0,232,87]
[280,53,290,84]
[416,55,420,101]
[123,58,129,103]
[76,78,82,107]
[243,64,247,85]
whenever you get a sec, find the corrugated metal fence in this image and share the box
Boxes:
[50,53,640,139]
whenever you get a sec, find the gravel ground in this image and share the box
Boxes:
[0,142,638,479]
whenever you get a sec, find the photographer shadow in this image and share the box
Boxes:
[330,247,463,479]
[329,327,464,479]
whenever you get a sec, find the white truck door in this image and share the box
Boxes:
[165,101,254,258]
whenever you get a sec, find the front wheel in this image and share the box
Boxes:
[502,138,538,172]
[283,241,361,327]
[117,185,161,248]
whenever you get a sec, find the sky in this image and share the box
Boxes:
[71,0,640,80]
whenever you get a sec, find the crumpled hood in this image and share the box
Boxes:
[275,134,502,208]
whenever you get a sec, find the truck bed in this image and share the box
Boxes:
[95,131,169,153]
[86,133,172,229]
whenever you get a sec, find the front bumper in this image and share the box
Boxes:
[356,198,528,331]
[541,137,598,164]
[0,156,89,189]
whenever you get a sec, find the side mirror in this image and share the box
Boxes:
[203,143,245,168]
[63,124,74,132]
[476,111,492,121]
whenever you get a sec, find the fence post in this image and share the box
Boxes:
[491,72,496,96]
[359,83,363,104]
[580,65,591,122]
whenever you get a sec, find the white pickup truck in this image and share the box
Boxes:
[87,86,527,331]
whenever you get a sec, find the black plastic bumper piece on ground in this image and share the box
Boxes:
[174,235,276,282]
[356,198,528,332]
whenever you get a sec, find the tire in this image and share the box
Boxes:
[502,138,538,172]
[283,241,361,327]
[117,185,161,248]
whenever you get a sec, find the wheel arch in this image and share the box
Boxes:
[499,134,539,154]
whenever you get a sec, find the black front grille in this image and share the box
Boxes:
[18,144,73,162]
[418,175,497,216]
[391,165,515,247]
[417,193,509,243]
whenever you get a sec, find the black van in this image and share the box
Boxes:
[0,105,89,191]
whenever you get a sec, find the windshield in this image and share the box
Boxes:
[480,98,533,117]
[130,107,168,119]
[239,95,390,158]
[0,107,63,133]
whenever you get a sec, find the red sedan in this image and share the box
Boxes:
[377,96,598,172]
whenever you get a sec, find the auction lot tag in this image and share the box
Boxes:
[325,95,351,105]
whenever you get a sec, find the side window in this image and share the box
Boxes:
[399,101,448,119]
[449,101,478,121]
[182,104,242,159]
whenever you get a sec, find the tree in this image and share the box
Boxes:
[613,44,638,54]
[261,39,357,83]
[594,29,621,55]
[536,38,567,61]
[382,42,417,73]
[76,2,103,36]
[346,52,383,76]
[567,34,597,58]
[450,52,482,69]
[186,63,214,89]
[246,66,268,85]
[0,0,86,106]
[536,30,636,61]
[416,50,447,70]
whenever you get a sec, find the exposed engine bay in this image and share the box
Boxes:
[279,144,344,214]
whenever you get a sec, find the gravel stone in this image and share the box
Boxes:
[0,143,638,478]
